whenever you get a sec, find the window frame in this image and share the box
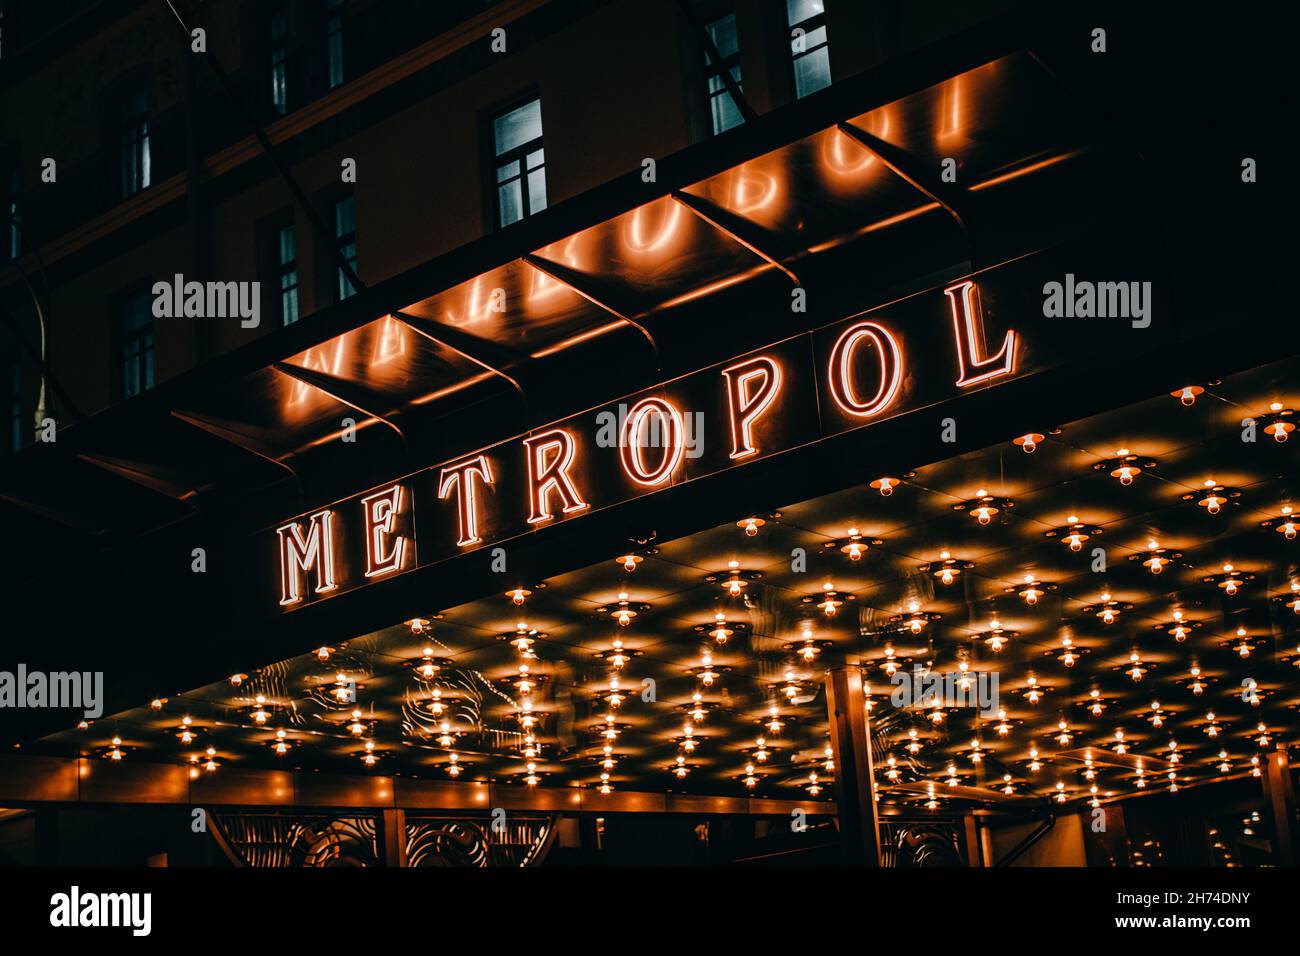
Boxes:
[484,92,547,230]
[325,0,346,90]
[785,0,832,99]
[112,283,156,401]
[702,11,744,135]
[332,191,357,301]
[117,80,152,198]
[257,208,300,328]
[268,2,290,116]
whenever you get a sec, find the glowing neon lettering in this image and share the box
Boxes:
[721,356,782,459]
[946,280,1016,386]
[827,321,903,417]
[620,397,685,486]
[361,484,407,577]
[524,429,588,524]
[438,455,494,546]
[276,510,338,606]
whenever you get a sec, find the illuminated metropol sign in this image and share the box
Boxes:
[268,258,1048,613]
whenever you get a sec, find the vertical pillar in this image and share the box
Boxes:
[962,813,982,866]
[1260,743,1297,866]
[825,664,881,866]
[381,808,408,868]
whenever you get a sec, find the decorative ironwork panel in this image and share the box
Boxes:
[405,813,555,867]
[210,811,380,867]
[880,819,964,867]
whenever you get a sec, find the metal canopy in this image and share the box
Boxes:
[27,355,1300,808]
[0,17,1124,583]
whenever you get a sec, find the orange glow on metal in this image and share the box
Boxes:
[721,356,782,459]
[437,454,494,546]
[624,201,686,256]
[287,338,348,409]
[619,397,685,486]
[361,484,407,578]
[370,316,408,366]
[524,429,589,524]
[827,321,903,417]
[728,168,779,214]
[821,125,876,177]
[277,510,338,606]
[945,280,1016,387]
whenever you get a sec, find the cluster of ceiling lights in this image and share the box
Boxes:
[70,385,1294,818]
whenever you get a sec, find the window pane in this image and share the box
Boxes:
[496,159,520,184]
[328,32,344,89]
[786,0,825,25]
[338,242,357,300]
[334,195,355,237]
[493,99,543,156]
[526,148,544,171]
[527,168,547,215]
[497,180,523,227]
[139,124,151,189]
[710,70,744,134]
[271,64,287,114]
[123,294,150,332]
[793,46,832,98]
[706,15,739,59]
[327,1,345,90]
[282,284,299,326]
[278,225,295,265]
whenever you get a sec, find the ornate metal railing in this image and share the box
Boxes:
[208,809,556,867]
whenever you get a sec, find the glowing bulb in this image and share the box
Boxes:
[872,477,897,496]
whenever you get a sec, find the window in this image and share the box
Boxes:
[787,0,831,98]
[704,14,744,134]
[119,85,151,197]
[326,0,345,90]
[270,7,289,115]
[259,211,300,326]
[117,290,155,399]
[7,360,21,453]
[490,98,546,228]
[333,193,357,300]
[276,223,300,324]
